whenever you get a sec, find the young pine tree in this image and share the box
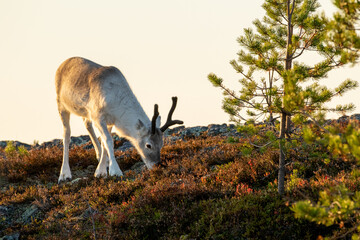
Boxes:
[292,1,360,239]
[208,0,358,195]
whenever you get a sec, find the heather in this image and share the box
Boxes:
[0,120,359,239]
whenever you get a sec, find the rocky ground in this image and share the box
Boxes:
[1,113,359,151]
[0,123,240,152]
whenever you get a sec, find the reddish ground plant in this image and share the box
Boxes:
[0,129,358,239]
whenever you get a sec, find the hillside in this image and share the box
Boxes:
[0,117,359,239]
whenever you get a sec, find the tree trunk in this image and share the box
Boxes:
[286,115,292,136]
[278,112,287,195]
[277,0,294,195]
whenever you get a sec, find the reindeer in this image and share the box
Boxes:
[55,57,183,183]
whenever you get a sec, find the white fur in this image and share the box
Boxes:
[56,57,163,182]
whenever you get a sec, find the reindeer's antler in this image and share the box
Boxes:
[151,104,159,135]
[160,97,183,132]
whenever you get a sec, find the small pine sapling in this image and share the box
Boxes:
[208,0,359,195]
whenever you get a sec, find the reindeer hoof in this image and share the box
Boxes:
[58,175,72,184]
[109,166,123,177]
[94,168,108,178]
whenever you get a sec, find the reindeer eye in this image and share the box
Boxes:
[146,143,152,149]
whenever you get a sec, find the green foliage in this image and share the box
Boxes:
[302,125,317,143]
[241,145,254,156]
[208,0,359,195]
[287,169,306,192]
[293,119,360,239]
[326,0,360,65]
[208,73,223,87]
[4,142,29,160]
[4,141,17,158]
[325,122,360,160]
[237,123,258,136]
[292,185,360,233]
[208,0,359,124]
[18,145,29,157]
[226,136,239,143]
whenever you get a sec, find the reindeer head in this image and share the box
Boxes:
[135,97,183,169]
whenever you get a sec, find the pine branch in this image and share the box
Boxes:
[290,31,319,61]
[278,5,288,23]
[290,0,296,16]
[217,82,258,109]
[234,112,247,122]
[329,223,360,240]
[301,111,330,134]
[273,17,288,26]
[248,138,276,149]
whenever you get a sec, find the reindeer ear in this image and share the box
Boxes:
[136,119,150,137]
[136,119,146,130]
[156,116,161,128]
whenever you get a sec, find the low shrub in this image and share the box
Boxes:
[0,133,357,239]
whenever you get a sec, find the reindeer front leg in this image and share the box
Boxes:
[94,143,109,177]
[58,110,72,183]
[94,120,123,178]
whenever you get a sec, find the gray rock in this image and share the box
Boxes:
[350,114,360,121]
[336,114,360,123]
[37,135,91,149]
[13,141,32,149]
[0,142,7,148]
[0,233,20,240]
[164,126,185,136]
[208,124,226,130]
[71,177,88,184]
[0,141,31,150]
[337,115,349,123]
[207,124,230,136]
[165,135,182,143]
[38,139,62,149]
[117,141,133,151]
[70,135,90,146]
[181,126,208,137]
[130,162,145,174]
[82,143,95,150]
[20,205,39,224]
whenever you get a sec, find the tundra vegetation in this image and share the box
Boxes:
[0,0,360,239]
[0,120,359,239]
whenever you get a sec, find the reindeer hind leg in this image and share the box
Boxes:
[83,118,102,162]
[94,120,122,178]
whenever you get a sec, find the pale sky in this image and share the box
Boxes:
[0,0,359,144]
